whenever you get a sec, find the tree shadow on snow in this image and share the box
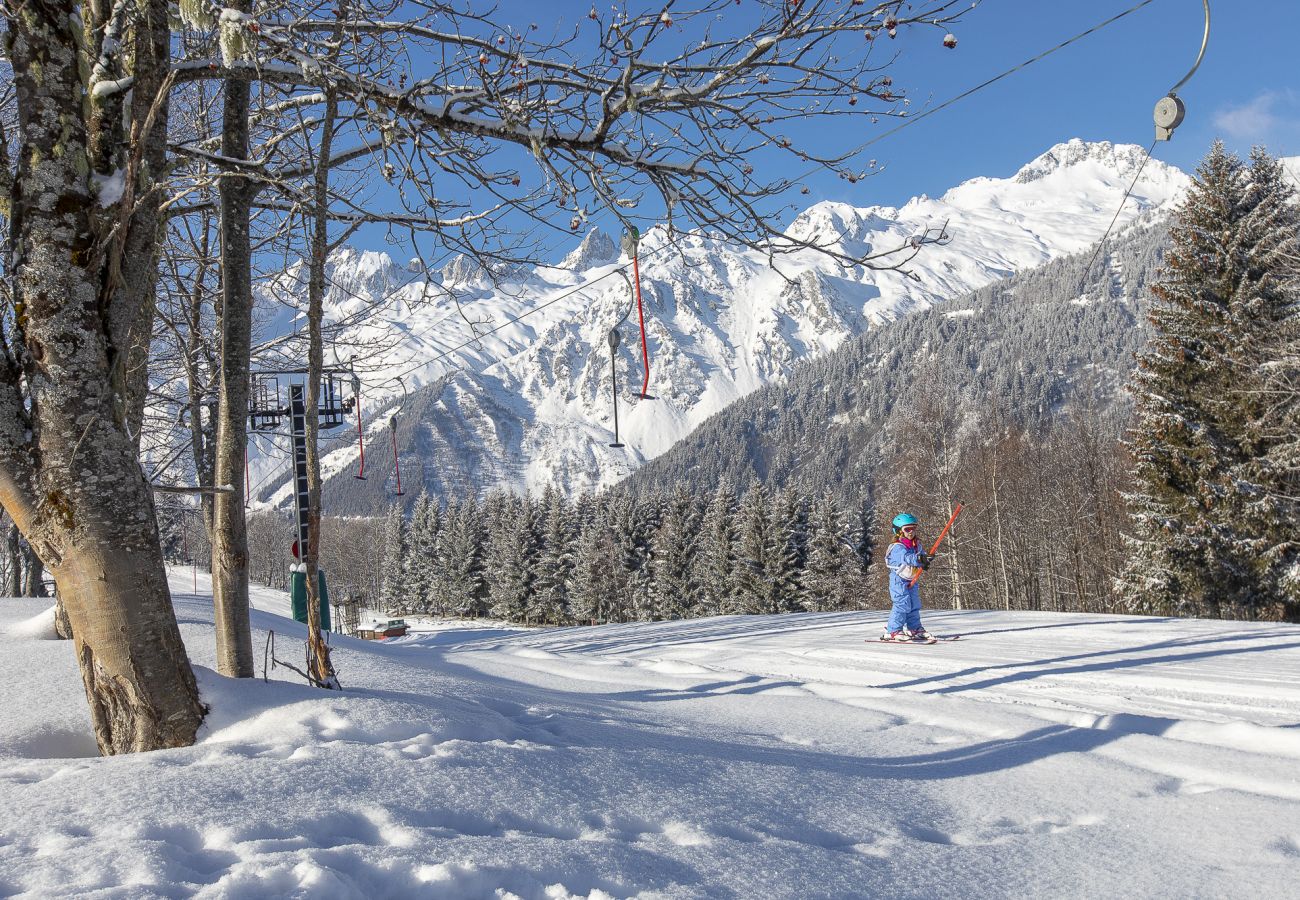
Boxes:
[404,610,1278,658]
[922,613,1187,638]
[604,674,807,703]
[445,612,887,656]
[422,654,1188,784]
[875,631,1300,694]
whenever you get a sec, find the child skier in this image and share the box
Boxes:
[882,513,934,642]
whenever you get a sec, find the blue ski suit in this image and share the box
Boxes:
[886,540,924,633]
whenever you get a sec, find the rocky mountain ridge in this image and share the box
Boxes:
[253,139,1192,512]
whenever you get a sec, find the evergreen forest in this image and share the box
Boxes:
[154,145,1299,630]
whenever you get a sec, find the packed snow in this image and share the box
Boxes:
[3,572,1299,898]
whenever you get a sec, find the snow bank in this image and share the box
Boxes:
[4,604,58,640]
[0,600,100,764]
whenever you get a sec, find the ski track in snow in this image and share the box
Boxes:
[2,571,1299,898]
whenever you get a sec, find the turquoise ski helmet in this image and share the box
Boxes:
[891,512,917,531]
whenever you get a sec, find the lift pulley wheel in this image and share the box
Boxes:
[1154,94,1185,141]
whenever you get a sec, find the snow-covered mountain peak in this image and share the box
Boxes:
[932,138,1187,227]
[560,229,619,272]
[260,138,1197,508]
[784,201,899,247]
[1012,138,1156,185]
[440,253,493,288]
[783,140,1188,261]
[317,246,408,297]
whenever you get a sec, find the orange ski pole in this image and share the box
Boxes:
[908,503,963,588]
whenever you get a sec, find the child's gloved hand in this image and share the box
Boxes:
[918,551,933,569]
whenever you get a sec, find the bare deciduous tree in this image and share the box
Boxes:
[2,0,974,751]
[1,0,205,753]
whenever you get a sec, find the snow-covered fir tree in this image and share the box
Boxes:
[651,488,702,619]
[694,483,739,617]
[486,495,540,622]
[852,496,877,579]
[403,491,441,614]
[426,498,458,616]
[1253,292,1300,618]
[438,499,487,617]
[481,489,514,543]
[609,495,655,622]
[377,503,407,615]
[531,487,575,624]
[802,492,859,611]
[1229,150,1300,617]
[1119,143,1300,618]
[733,485,786,614]
[569,494,618,624]
[772,487,809,613]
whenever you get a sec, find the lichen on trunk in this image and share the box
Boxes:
[1,0,205,753]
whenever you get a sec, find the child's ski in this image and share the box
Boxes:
[868,634,960,645]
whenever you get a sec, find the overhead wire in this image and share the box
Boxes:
[232,0,1176,494]
[182,0,1184,460]
[1077,0,1210,290]
[1079,136,1159,290]
[379,244,676,389]
[820,0,1162,166]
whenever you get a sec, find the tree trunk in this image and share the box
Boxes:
[1,0,204,753]
[210,46,256,678]
[53,590,74,639]
[303,88,341,688]
[21,542,47,597]
[57,538,203,751]
[5,523,21,597]
[183,212,217,538]
[990,450,1012,611]
[943,502,964,611]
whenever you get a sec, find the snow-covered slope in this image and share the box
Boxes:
[3,578,1299,897]
[258,139,1189,507]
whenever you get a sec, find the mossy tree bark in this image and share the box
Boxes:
[1,0,204,753]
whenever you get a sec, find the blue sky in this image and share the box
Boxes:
[810,0,1300,210]
[351,0,1299,261]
